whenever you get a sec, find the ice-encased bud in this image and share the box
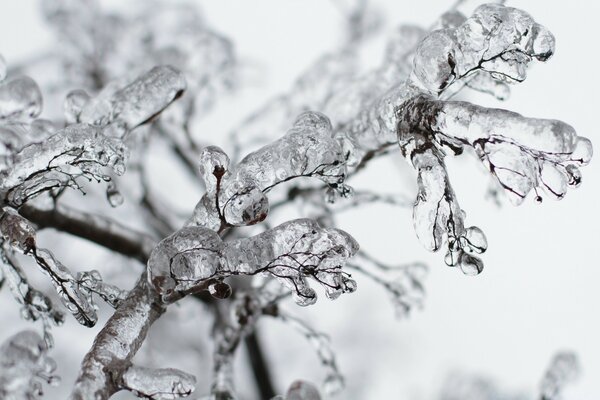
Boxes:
[222,185,269,226]
[570,137,593,165]
[106,181,124,207]
[565,165,582,187]
[198,146,230,193]
[460,226,487,255]
[285,380,321,400]
[147,226,224,302]
[208,281,232,299]
[458,252,484,276]
[0,77,43,120]
[64,89,91,124]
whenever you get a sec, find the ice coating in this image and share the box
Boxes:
[0,207,36,252]
[0,123,127,206]
[0,209,97,325]
[32,247,98,327]
[148,219,358,305]
[411,3,555,95]
[76,270,128,309]
[411,145,486,275]
[226,219,358,306]
[0,330,59,399]
[147,226,224,302]
[0,249,65,340]
[399,95,592,205]
[78,66,186,133]
[0,77,43,121]
[189,112,349,230]
[120,366,196,400]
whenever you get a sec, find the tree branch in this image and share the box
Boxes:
[244,329,276,399]
[70,273,165,400]
[19,204,155,263]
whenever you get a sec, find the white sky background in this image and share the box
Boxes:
[0,0,599,399]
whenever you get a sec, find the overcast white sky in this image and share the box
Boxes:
[0,1,598,399]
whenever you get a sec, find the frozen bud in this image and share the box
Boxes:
[0,76,43,120]
[208,281,232,299]
[64,89,90,124]
[106,181,124,207]
[222,185,269,226]
[460,226,488,255]
[286,380,321,400]
[458,252,484,276]
[565,165,581,187]
[570,137,593,165]
[199,146,230,193]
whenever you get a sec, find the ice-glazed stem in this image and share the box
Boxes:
[70,273,165,400]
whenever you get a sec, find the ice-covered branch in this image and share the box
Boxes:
[119,365,196,400]
[148,218,358,305]
[70,274,165,400]
[398,95,592,204]
[0,249,64,346]
[0,123,128,207]
[73,65,186,135]
[410,3,555,96]
[0,207,112,327]
[189,112,350,231]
